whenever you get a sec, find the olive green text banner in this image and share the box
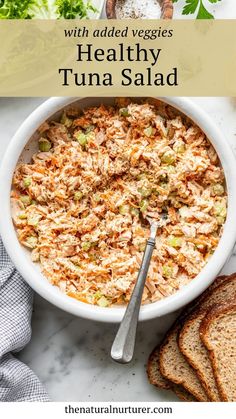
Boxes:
[0,20,235,96]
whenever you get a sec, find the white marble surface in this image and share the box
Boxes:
[0,97,236,402]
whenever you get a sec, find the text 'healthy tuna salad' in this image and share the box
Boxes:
[11,99,227,307]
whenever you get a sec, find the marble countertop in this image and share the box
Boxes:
[1,97,236,402]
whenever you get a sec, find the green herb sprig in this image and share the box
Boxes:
[173,0,222,19]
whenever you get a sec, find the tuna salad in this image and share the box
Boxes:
[11,99,227,307]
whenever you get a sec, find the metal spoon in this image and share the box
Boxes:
[111,212,168,364]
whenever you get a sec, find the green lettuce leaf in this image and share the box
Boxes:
[0,0,35,18]
[28,0,58,18]
[0,0,97,19]
[55,0,97,19]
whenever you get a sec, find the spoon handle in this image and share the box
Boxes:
[110,237,156,364]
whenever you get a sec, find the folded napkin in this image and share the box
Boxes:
[0,237,49,401]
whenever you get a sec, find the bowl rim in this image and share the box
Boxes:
[0,96,236,323]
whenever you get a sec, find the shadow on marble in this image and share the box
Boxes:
[18,294,179,402]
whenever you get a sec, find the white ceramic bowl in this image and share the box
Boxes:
[1,97,236,323]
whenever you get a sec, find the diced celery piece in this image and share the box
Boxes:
[138,187,151,198]
[165,165,176,174]
[61,112,72,127]
[214,202,227,218]
[28,214,41,226]
[76,132,87,146]
[167,236,182,248]
[140,199,148,213]
[18,212,27,220]
[39,138,51,152]
[94,291,102,300]
[74,191,83,201]
[173,140,185,154]
[119,108,129,117]
[139,242,146,252]
[214,201,227,226]
[23,177,31,188]
[97,296,109,307]
[82,241,91,251]
[144,126,153,137]
[161,149,176,164]
[26,236,38,249]
[137,173,146,181]
[119,204,130,215]
[212,184,224,196]
[162,264,173,278]
[20,195,32,206]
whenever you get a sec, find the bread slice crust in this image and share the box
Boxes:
[159,323,209,401]
[178,274,236,401]
[179,310,221,401]
[172,385,196,402]
[147,274,235,402]
[158,275,230,401]
[200,301,236,402]
[147,345,196,401]
[147,345,171,390]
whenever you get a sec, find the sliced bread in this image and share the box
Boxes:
[147,274,231,402]
[179,311,221,401]
[158,275,229,402]
[147,345,196,401]
[147,345,171,390]
[178,274,236,401]
[159,323,209,401]
[200,301,236,402]
[172,385,196,402]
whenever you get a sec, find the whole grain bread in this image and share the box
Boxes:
[159,323,209,401]
[200,301,236,402]
[147,345,196,401]
[178,274,236,401]
[157,275,229,402]
[147,274,231,402]
[147,345,171,390]
[179,311,221,401]
[172,384,196,402]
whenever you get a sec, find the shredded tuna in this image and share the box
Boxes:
[11,100,227,307]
